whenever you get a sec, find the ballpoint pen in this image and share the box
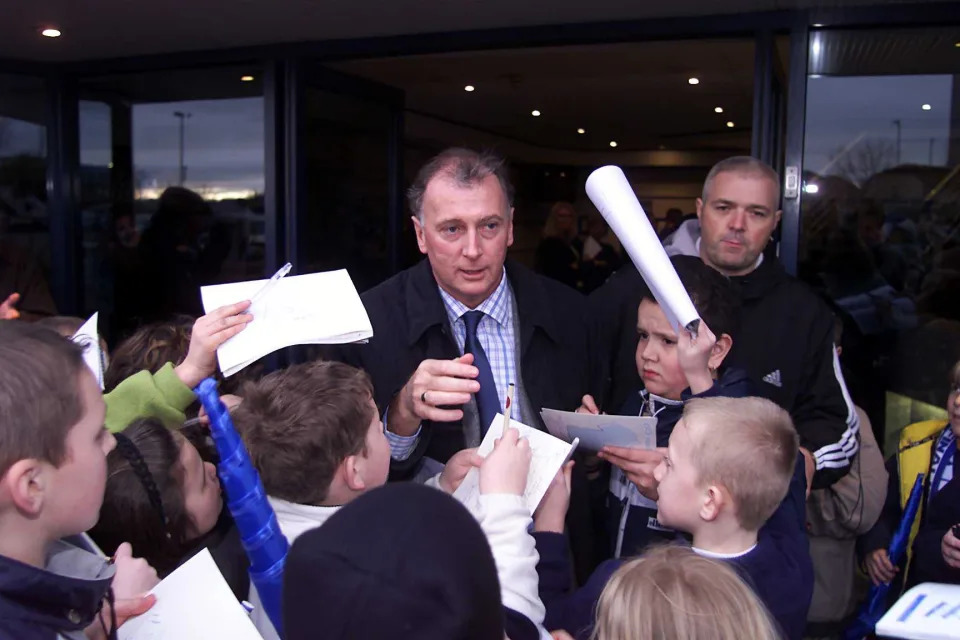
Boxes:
[502,383,515,433]
[250,262,292,306]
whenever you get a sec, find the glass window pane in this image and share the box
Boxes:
[78,67,265,340]
[0,74,56,320]
[799,26,960,453]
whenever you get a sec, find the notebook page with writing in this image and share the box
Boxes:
[453,413,579,514]
[118,548,262,640]
[200,269,373,377]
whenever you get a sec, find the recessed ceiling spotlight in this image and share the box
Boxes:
[609,141,618,148]
[714,107,724,113]
[812,23,825,27]
[922,103,932,111]
[577,128,585,134]
[41,28,61,38]
[531,110,541,117]
[688,77,700,85]
[726,121,735,128]
[240,75,255,82]
[464,85,475,92]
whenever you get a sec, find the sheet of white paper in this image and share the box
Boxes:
[453,414,578,514]
[540,409,657,452]
[200,269,373,377]
[876,583,960,640]
[118,548,262,640]
[585,166,700,332]
[71,312,104,390]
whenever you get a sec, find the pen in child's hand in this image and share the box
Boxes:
[250,262,292,306]
[952,524,960,539]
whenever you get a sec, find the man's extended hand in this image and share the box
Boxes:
[387,354,480,436]
[600,445,666,500]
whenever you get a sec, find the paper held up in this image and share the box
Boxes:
[71,312,105,390]
[200,269,373,377]
[118,548,263,640]
[585,165,701,334]
[541,408,657,452]
[875,582,960,640]
[453,413,579,514]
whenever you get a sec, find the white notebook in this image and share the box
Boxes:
[453,413,579,514]
[876,582,960,640]
[200,269,373,377]
[118,548,262,640]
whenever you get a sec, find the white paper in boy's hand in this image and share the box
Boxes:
[200,269,373,377]
[71,312,104,390]
[118,548,262,640]
[875,582,960,640]
[453,414,579,514]
[585,166,701,333]
[540,409,657,452]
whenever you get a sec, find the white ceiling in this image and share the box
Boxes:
[0,0,949,63]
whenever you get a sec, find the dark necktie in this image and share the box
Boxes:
[462,310,501,436]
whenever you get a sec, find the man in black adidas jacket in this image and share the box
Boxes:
[594,157,859,490]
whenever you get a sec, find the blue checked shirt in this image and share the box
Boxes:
[386,270,520,460]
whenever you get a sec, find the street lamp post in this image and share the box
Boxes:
[892,119,902,165]
[173,111,191,186]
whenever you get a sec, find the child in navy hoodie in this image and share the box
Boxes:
[0,323,159,640]
[580,255,752,558]
[536,397,813,640]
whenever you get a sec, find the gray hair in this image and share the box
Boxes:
[702,156,781,207]
[407,148,514,221]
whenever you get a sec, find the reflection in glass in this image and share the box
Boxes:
[0,74,56,320]
[800,38,960,450]
[79,70,265,341]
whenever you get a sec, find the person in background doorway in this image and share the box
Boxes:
[536,201,583,291]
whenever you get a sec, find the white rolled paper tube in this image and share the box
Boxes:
[585,165,701,334]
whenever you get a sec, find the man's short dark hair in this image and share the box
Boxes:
[702,156,781,206]
[407,148,514,221]
[0,322,87,477]
[232,360,376,506]
[641,255,741,339]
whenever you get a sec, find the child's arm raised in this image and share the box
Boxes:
[677,320,719,395]
[174,301,253,389]
[474,428,547,637]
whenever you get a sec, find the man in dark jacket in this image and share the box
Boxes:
[594,157,859,491]
[328,147,597,578]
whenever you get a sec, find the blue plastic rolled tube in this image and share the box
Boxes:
[195,378,288,638]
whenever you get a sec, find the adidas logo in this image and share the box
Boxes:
[762,369,783,388]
